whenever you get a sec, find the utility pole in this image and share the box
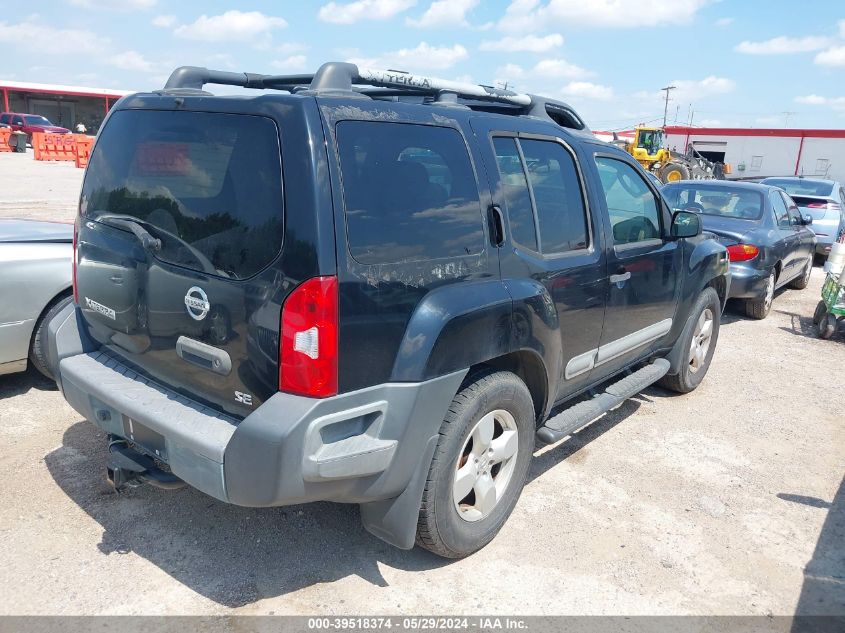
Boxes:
[782,111,796,127]
[661,85,676,128]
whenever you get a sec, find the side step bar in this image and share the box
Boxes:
[536,359,670,445]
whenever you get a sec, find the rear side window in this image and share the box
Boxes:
[492,136,588,255]
[0,114,9,124]
[81,110,284,280]
[336,121,484,265]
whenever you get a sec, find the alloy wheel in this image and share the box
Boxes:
[453,409,519,522]
[688,307,714,374]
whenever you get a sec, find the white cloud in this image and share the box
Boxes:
[715,17,733,27]
[795,94,827,105]
[107,50,160,73]
[349,42,468,71]
[839,19,845,38]
[174,11,287,42]
[319,0,417,24]
[735,36,831,55]
[533,58,591,79]
[498,0,708,32]
[271,55,309,72]
[815,45,845,67]
[151,14,176,28]
[479,33,563,52]
[495,63,525,79]
[0,20,105,55]
[68,0,156,9]
[561,81,614,101]
[277,42,310,55]
[406,0,478,28]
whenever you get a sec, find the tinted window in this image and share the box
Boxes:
[595,157,661,245]
[81,110,284,279]
[492,137,538,251]
[0,114,9,124]
[337,121,484,265]
[520,139,588,253]
[12,116,23,125]
[784,193,802,225]
[662,184,764,220]
[771,191,790,228]
[763,178,834,197]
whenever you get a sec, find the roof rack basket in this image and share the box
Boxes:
[162,62,588,131]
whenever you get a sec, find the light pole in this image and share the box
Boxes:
[661,85,676,128]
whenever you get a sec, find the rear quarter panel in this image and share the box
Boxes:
[0,242,72,364]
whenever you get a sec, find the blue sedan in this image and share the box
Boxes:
[662,180,816,319]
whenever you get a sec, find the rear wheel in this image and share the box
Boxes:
[789,257,813,290]
[659,287,720,393]
[744,270,776,319]
[29,293,72,379]
[416,370,535,559]
[818,313,838,339]
[660,163,690,184]
[813,300,828,325]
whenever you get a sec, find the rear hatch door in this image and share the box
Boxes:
[75,108,285,417]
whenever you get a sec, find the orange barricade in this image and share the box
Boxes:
[74,135,94,168]
[32,132,77,162]
[0,128,11,152]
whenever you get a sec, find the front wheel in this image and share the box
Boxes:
[660,162,690,184]
[416,371,535,559]
[818,313,838,340]
[658,287,721,394]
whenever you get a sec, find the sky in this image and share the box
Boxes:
[3,0,845,130]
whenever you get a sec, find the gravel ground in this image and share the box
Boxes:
[0,154,843,616]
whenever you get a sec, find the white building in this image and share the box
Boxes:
[663,126,845,182]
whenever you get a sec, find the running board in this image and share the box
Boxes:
[536,359,670,445]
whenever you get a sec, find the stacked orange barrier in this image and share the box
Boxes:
[0,128,11,152]
[74,135,94,168]
[32,132,77,162]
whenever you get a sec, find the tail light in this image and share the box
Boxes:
[72,221,79,304]
[279,276,338,398]
[726,244,760,262]
[805,202,840,210]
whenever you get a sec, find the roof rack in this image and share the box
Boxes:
[162,62,588,131]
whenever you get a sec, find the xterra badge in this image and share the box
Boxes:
[184,286,210,321]
[84,297,116,320]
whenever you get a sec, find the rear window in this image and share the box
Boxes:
[81,109,283,280]
[663,184,764,220]
[763,178,834,197]
[336,121,484,265]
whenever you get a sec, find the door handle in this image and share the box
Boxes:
[609,271,632,284]
[489,205,505,247]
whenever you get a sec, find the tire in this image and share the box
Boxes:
[660,163,690,184]
[658,287,721,394]
[744,269,776,319]
[789,256,813,290]
[29,293,72,380]
[416,370,535,559]
[813,300,827,326]
[818,313,838,340]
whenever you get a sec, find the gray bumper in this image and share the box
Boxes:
[48,305,465,547]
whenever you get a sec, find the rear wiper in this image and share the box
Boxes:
[97,215,162,252]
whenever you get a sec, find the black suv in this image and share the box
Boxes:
[48,63,729,558]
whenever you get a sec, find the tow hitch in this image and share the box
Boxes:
[107,439,185,492]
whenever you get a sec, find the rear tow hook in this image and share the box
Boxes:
[107,440,185,492]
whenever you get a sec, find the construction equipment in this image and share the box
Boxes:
[612,126,729,184]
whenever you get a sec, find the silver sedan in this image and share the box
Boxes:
[0,219,73,378]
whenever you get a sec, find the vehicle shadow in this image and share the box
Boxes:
[0,365,57,399]
[775,308,844,341]
[787,475,845,620]
[44,420,451,608]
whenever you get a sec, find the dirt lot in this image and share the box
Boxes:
[0,152,843,616]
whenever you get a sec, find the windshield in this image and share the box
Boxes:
[81,109,284,280]
[762,178,834,197]
[24,115,54,126]
[663,184,764,220]
[637,130,663,153]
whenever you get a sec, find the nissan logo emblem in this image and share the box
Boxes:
[184,286,210,321]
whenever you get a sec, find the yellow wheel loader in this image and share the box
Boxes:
[612,126,729,184]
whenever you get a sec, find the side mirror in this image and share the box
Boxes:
[671,210,702,238]
[802,214,813,225]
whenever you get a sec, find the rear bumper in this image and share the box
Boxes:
[726,263,769,300]
[48,305,465,510]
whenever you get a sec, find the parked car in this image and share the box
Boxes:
[760,176,845,260]
[0,219,73,378]
[47,63,729,558]
[663,180,815,319]
[0,112,70,144]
